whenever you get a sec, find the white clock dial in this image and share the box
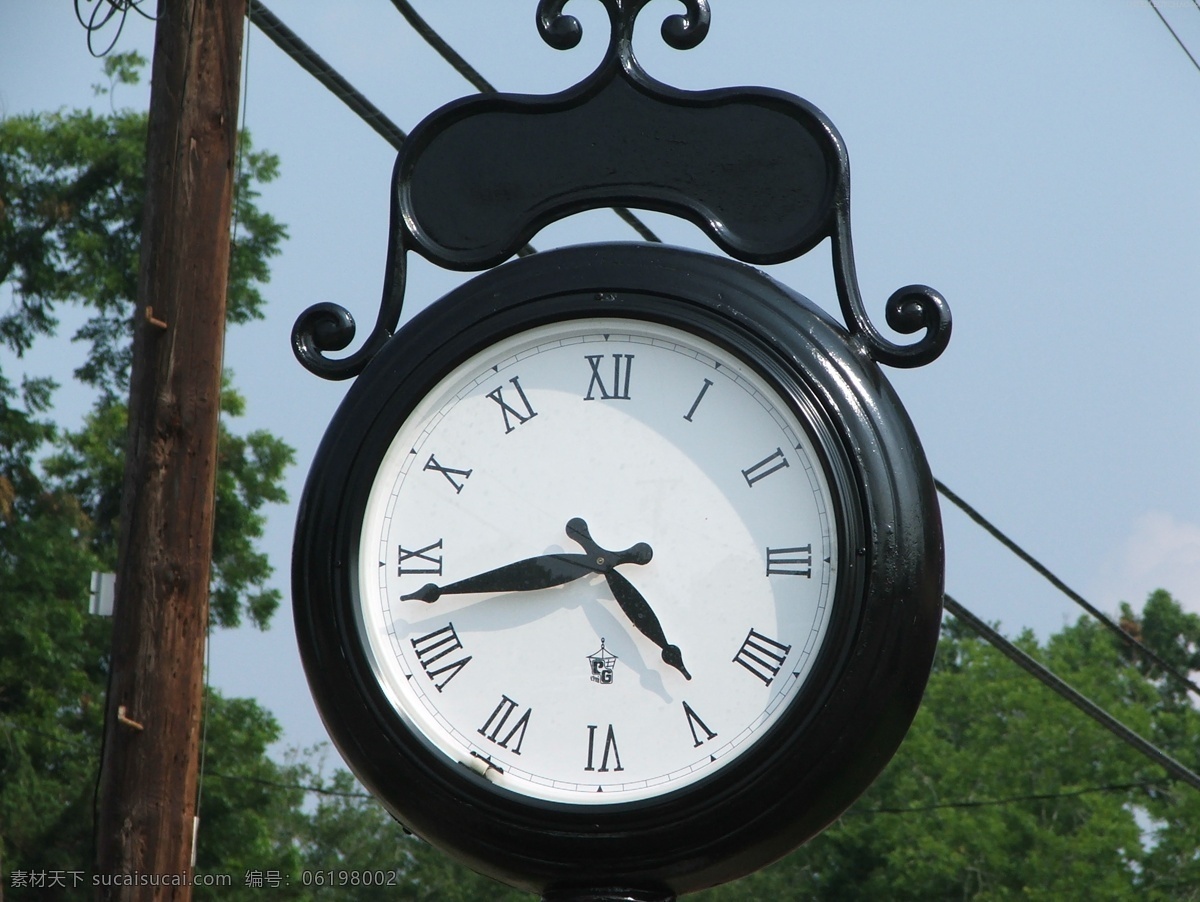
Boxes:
[357,317,839,804]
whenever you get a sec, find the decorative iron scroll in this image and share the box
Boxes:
[293,0,951,379]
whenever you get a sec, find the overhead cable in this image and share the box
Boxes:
[857,780,1166,816]
[1146,0,1200,76]
[944,594,1200,793]
[247,0,408,150]
[246,6,1200,779]
[248,1,537,256]
[936,479,1200,699]
[388,0,664,244]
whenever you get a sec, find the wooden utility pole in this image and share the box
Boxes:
[95,0,246,896]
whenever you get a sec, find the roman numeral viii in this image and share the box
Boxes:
[410,622,471,691]
[584,353,634,400]
[733,629,792,686]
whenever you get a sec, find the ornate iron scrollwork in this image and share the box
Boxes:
[536,0,711,53]
[292,0,950,380]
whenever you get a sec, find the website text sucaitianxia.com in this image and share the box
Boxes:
[8,869,407,891]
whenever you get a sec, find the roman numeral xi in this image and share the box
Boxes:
[487,376,538,434]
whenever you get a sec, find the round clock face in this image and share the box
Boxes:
[356,316,841,804]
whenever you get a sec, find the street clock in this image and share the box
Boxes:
[292,2,950,898]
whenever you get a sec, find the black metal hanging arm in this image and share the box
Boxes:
[292,0,949,380]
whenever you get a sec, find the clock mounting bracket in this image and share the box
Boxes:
[290,0,950,381]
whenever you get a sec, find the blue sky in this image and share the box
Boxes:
[2,0,1198,756]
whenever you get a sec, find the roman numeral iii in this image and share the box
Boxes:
[766,545,813,577]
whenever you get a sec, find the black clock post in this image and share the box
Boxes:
[291,2,951,899]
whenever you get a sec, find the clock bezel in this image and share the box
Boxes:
[353,314,848,804]
[293,243,943,894]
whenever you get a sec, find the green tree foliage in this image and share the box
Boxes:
[694,590,1200,901]
[0,376,107,874]
[0,52,285,399]
[0,50,294,886]
[0,50,291,631]
[4,50,1198,902]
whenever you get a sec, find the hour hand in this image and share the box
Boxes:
[400,553,595,603]
[605,568,691,680]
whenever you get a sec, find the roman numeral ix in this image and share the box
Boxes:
[398,539,443,576]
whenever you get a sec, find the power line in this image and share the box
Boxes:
[943,594,1200,793]
[385,0,1197,707]
[388,0,495,94]
[248,1,537,257]
[936,480,1200,699]
[244,0,1200,795]
[1146,0,1200,76]
[855,780,1167,816]
[388,0,663,245]
[247,0,408,151]
[206,770,374,800]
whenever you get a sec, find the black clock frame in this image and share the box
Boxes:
[293,242,943,897]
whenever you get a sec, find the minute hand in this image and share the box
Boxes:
[401,518,652,603]
[402,553,600,603]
